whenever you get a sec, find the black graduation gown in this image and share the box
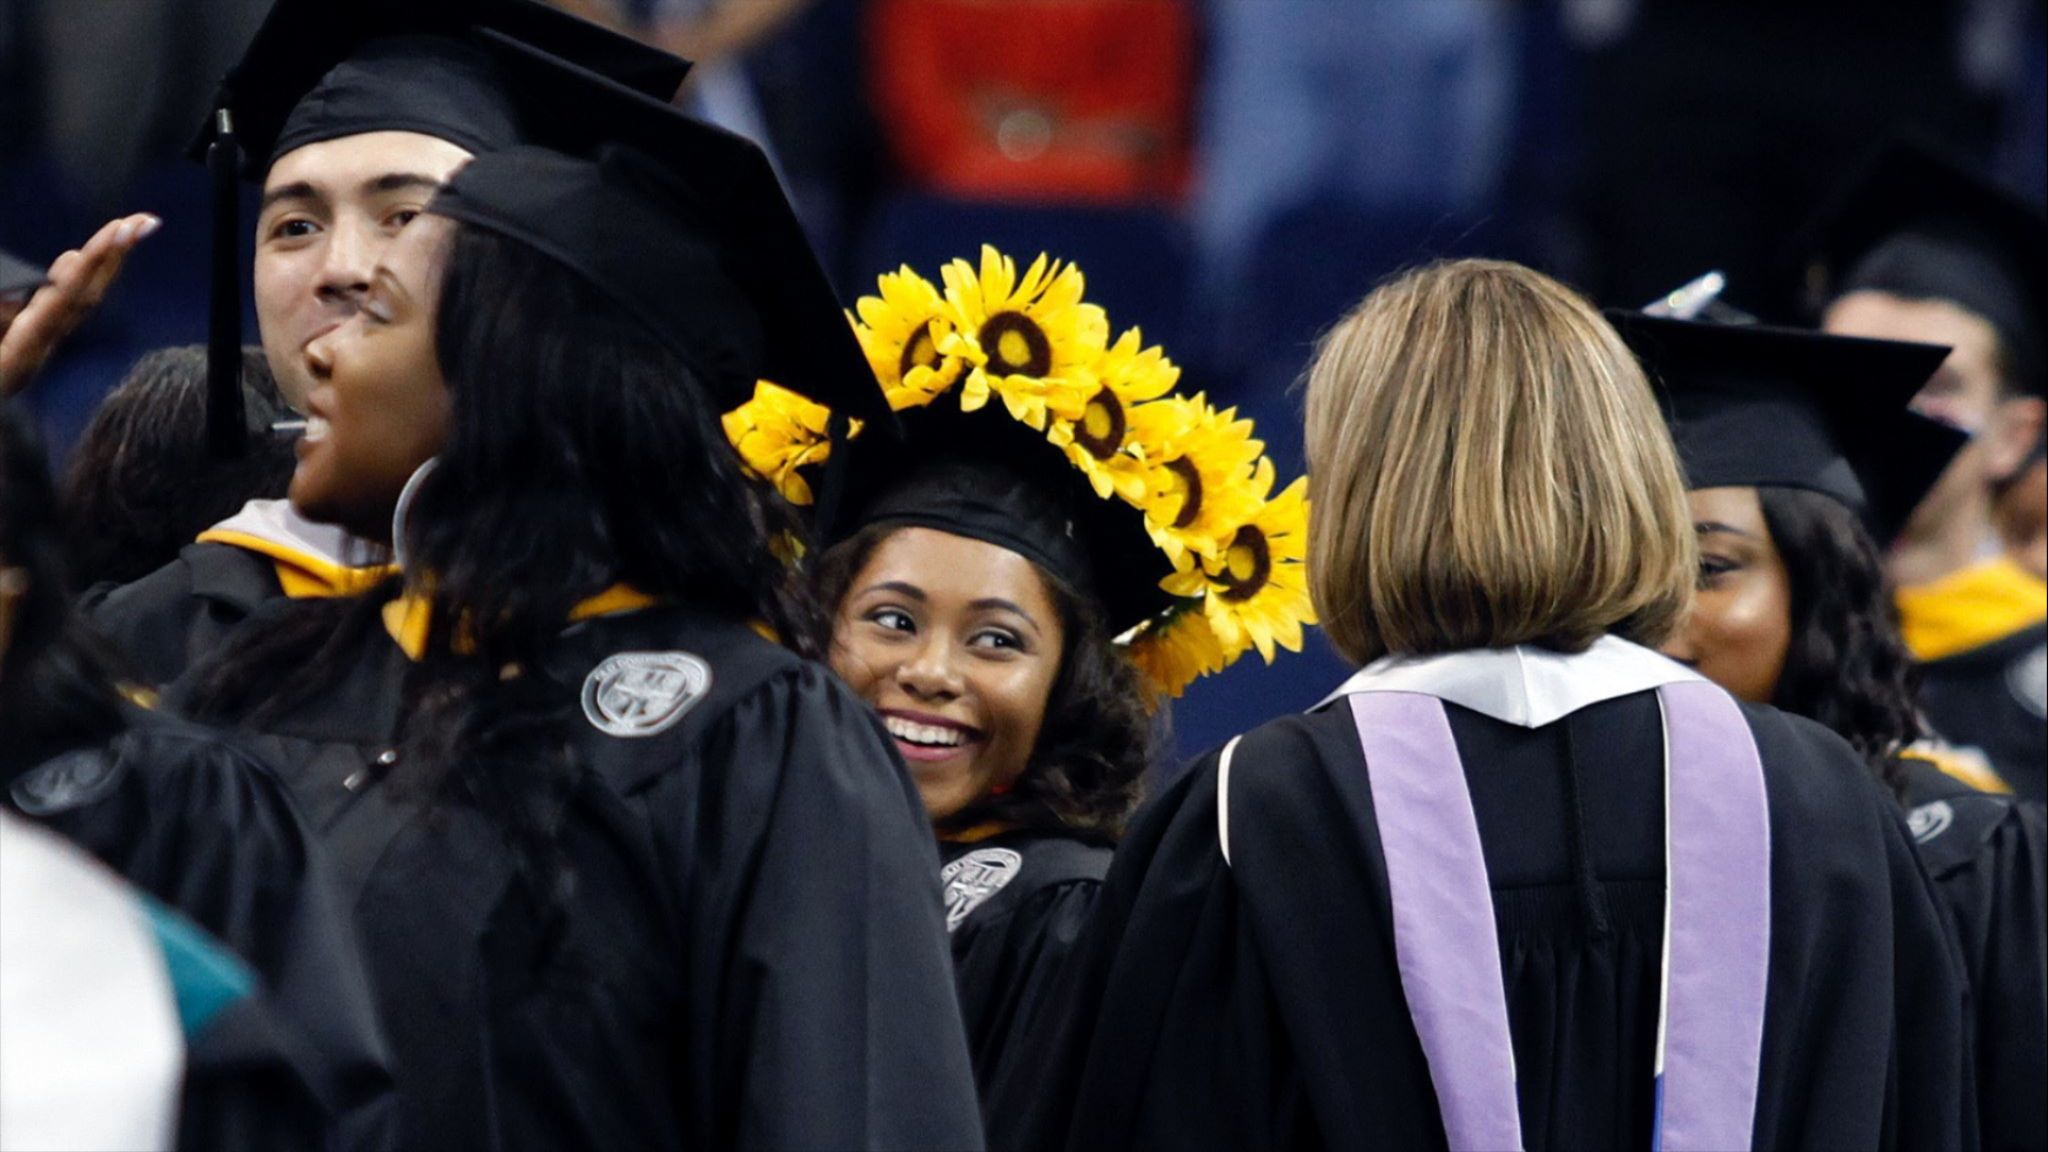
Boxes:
[1899,757,2048,1152]
[941,831,1110,1104]
[3,702,394,1150]
[176,598,987,1152]
[990,693,1972,1152]
[1918,622,2048,803]
[82,540,286,688]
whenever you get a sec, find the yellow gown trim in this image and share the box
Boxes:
[1900,741,2013,795]
[1895,557,2048,663]
[381,584,660,662]
[195,528,398,600]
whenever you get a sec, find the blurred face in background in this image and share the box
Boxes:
[253,131,473,412]
[1659,486,1791,704]
[288,214,454,541]
[1825,291,2046,551]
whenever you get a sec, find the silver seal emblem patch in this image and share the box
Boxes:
[580,651,712,737]
[942,847,1023,932]
[10,749,122,816]
[1908,800,1955,844]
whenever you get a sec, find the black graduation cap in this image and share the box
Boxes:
[1607,310,1968,545]
[828,402,1177,633]
[192,0,688,171]
[194,0,690,457]
[1797,140,2046,399]
[423,35,892,426]
[0,248,42,299]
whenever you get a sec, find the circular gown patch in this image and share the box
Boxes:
[580,651,713,738]
[942,847,1024,932]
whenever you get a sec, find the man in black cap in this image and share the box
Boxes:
[1806,142,2048,799]
[83,0,687,688]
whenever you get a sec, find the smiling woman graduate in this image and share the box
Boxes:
[177,57,983,1152]
[724,250,1314,1109]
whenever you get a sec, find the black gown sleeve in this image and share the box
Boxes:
[984,754,1297,1152]
[82,544,282,688]
[659,664,985,1152]
[20,717,395,1150]
[1747,712,1975,1152]
[953,876,1102,1098]
[1929,796,2047,1152]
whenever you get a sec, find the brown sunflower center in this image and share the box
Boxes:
[898,320,943,379]
[1216,525,1272,602]
[1161,457,1204,529]
[981,312,1053,377]
[1073,388,1126,460]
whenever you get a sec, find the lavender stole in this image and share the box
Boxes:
[1344,680,1770,1151]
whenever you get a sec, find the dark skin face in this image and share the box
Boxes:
[288,214,454,542]
[1659,486,1792,704]
[830,527,1066,823]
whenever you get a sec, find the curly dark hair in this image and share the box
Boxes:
[811,519,1153,842]
[1758,486,1920,797]
[0,404,126,762]
[188,225,814,933]
[60,344,298,587]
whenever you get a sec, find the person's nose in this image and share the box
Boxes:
[314,217,376,306]
[895,632,964,701]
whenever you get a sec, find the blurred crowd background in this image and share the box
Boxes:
[3,0,2043,754]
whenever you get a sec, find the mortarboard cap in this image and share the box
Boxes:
[194,0,689,172]
[827,401,1177,632]
[424,37,890,424]
[194,0,690,458]
[1608,310,1967,545]
[1,248,43,299]
[1797,140,2046,399]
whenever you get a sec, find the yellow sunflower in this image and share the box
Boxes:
[721,381,837,506]
[1165,473,1316,663]
[1046,326,1178,503]
[1125,608,1231,699]
[938,245,1107,430]
[851,266,965,410]
[1127,395,1267,567]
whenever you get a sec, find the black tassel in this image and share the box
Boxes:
[207,107,248,459]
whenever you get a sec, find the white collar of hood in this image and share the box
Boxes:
[1314,635,1704,728]
[205,498,365,567]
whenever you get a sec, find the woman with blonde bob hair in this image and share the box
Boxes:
[994,260,1970,1152]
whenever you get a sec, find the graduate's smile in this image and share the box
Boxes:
[881,709,984,763]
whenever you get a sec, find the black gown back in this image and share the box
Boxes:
[991,691,1972,1152]
[171,596,987,1152]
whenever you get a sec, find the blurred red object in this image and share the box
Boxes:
[867,0,1194,206]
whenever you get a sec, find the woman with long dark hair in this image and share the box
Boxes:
[725,248,1314,1108]
[1617,311,2046,1152]
[179,78,983,1150]
[0,402,389,1150]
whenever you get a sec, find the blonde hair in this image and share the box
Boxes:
[1303,259,1695,666]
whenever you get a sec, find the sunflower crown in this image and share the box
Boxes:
[723,245,1316,697]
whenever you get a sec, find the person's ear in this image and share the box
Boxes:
[1987,396,2048,483]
